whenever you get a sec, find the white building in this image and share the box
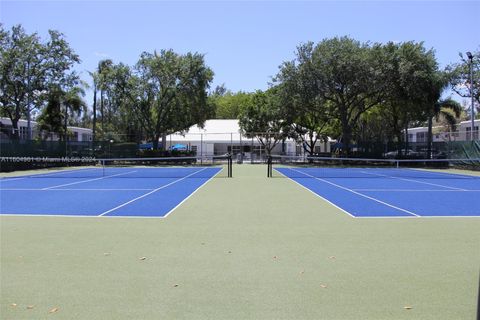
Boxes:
[406,119,479,143]
[166,119,332,160]
[0,117,92,142]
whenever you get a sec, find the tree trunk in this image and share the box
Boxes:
[152,135,160,151]
[92,84,97,142]
[427,115,433,159]
[100,89,104,137]
[404,122,409,158]
[340,109,351,157]
[161,134,167,151]
[64,103,68,143]
[342,127,352,157]
[10,118,20,140]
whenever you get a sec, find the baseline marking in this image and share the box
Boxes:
[353,189,480,192]
[98,168,209,216]
[0,168,102,182]
[41,171,138,190]
[0,177,28,182]
[360,170,467,191]
[1,188,155,191]
[289,168,420,217]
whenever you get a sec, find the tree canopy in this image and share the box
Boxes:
[1,23,476,158]
[0,24,80,139]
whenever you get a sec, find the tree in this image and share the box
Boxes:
[101,62,140,141]
[0,24,80,140]
[380,41,441,156]
[293,38,388,155]
[37,85,87,141]
[447,50,479,110]
[97,59,113,137]
[275,48,333,156]
[209,89,253,119]
[238,89,289,156]
[424,77,462,158]
[119,50,214,149]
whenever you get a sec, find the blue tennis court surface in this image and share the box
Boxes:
[276,167,480,218]
[0,167,222,218]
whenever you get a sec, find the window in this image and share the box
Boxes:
[416,132,426,143]
[466,127,477,141]
[20,126,28,140]
[81,133,92,142]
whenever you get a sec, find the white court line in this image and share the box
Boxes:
[0,177,27,182]
[275,169,356,218]
[353,189,480,192]
[162,167,223,218]
[32,167,100,177]
[1,188,154,191]
[0,168,100,182]
[98,167,209,216]
[289,168,420,217]
[41,170,138,190]
[360,170,467,191]
[2,213,478,219]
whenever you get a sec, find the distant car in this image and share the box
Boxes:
[384,149,420,159]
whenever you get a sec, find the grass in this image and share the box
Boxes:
[1,165,479,319]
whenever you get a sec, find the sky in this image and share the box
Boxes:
[1,0,479,103]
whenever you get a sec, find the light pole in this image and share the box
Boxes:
[466,51,475,140]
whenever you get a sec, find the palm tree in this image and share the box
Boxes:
[88,70,98,142]
[97,59,113,137]
[426,98,462,158]
[62,86,87,142]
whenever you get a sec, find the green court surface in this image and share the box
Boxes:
[1,165,479,319]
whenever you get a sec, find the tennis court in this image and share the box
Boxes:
[0,157,232,218]
[270,157,480,218]
[1,164,479,320]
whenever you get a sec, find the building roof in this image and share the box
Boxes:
[167,119,246,142]
[0,117,92,133]
[407,119,479,132]
[167,119,335,143]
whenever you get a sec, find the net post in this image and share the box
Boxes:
[267,155,272,177]
[228,153,232,178]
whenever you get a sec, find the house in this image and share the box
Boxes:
[406,119,479,143]
[165,119,332,160]
[0,117,92,142]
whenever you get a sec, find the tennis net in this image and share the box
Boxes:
[267,155,480,179]
[0,155,232,179]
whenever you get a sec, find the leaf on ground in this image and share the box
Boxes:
[328,256,336,260]
[173,284,179,287]
[404,306,413,310]
[49,307,59,313]
[103,253,111,256]
[300,270,305,275]
[10,303,17,307]
[320,284,328,288]
[139,257,147,260]
[27,305,34,309]
[273,256,278,260]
